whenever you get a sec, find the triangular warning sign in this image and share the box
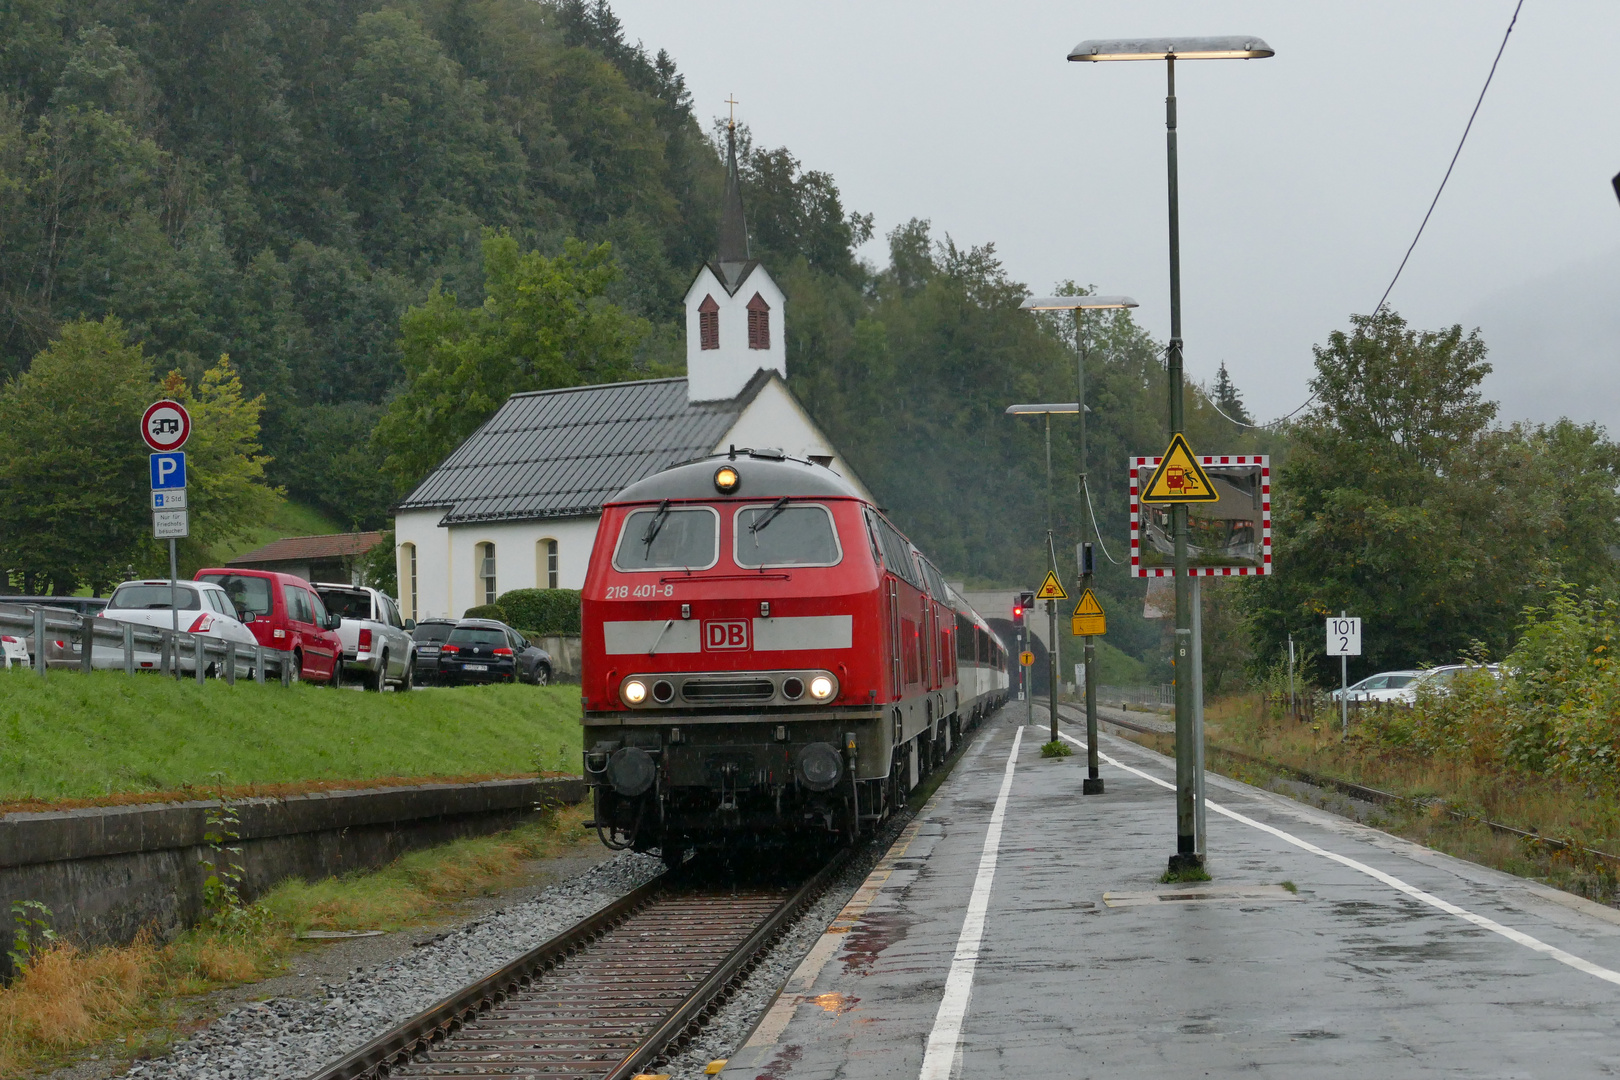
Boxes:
[1072,588,1106,636]
[1035,570,1068,600]
[1140,433,1219,503]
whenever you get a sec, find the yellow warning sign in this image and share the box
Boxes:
[1140,432,1219,503]
[1071,589,1107,636]
[1019,650,1035,667]
[1035,570,1068,600]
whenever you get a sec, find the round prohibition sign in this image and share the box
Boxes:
[141,399,191,452]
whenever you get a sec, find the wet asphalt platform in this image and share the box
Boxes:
[720,705,1620,1079]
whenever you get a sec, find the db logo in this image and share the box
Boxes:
[703,619,750,651]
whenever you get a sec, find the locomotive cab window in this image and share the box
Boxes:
[734,503,842,568]
[612,505,720,572]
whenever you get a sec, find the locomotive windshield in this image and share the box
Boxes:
[734,503,841,568]
[613,506,719,571]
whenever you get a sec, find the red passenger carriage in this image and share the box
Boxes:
[580,449,1010,862]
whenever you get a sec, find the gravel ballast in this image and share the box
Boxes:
[124,852,664,1080]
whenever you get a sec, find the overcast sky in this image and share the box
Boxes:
[614,0,1620,432]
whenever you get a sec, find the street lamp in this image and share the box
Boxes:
[1019,294,1139,794]
[1004,401,1083,745]
[1069,34,1273,873]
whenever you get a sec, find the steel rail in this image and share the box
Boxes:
[306,848,851,1080]
[1060,702,1620,869]
[601,847,851,1080]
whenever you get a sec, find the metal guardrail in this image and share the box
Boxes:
[0,602,296,686]
[1096,683,1176,708]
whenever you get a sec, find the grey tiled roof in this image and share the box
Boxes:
[397,374,770,526]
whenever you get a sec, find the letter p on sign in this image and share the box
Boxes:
[149,452,187,490]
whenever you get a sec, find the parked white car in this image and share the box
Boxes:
[86,579,261,674]
[1330,670,1421,704]
[312,583,416,691]
[1386,663,1501,706]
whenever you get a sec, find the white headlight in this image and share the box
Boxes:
[623,679,647,704]
[809,675,835,700]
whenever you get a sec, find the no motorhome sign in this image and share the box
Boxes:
[141,400,191,452]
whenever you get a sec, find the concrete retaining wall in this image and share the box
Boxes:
[538,634,582,681]
[0,776,585,972]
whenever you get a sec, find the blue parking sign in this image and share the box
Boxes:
[150,452,186,490]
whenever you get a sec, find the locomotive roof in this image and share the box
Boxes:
[607,451,867,505]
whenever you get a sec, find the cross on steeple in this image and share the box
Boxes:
[725,94,739,129]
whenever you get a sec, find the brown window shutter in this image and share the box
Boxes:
[698,294,719,350]
[746,292,770,350]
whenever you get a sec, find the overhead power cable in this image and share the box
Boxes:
[1262,0,1527,428]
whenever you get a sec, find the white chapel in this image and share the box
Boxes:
[391,122,870,622]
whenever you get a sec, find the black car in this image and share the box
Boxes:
[437,619,552,686]
[410,618,458,684]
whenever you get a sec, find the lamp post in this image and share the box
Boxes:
[1021,294,1138,793]
[1005,402,1082,745]
[1069,35,1272,872]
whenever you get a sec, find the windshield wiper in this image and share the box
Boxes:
[749,497,791,535]
[641,500,671,553]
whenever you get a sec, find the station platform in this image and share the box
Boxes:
[720,707,1620,1079]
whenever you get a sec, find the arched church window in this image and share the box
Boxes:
[699,295,719,350]
[747,293,770,350]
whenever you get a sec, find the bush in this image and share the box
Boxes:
[496,589,581,635]
[462,604,508,622]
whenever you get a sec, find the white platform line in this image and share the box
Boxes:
[918,725,1025,1080]
[1055,728,1620,988]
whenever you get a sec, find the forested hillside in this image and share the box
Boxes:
[0,0,722,526]
[2,0,1273,667]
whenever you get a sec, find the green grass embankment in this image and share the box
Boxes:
[0,671,580,806]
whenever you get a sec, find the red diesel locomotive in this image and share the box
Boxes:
[580,449,1010,862]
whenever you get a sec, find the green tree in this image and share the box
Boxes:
[375,229,655,489]
[1243,310,1620,681]
[0,316,152,593]
[1211,361,1251,424]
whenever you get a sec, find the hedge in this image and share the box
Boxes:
[462,603,509,622]
[497,589,582,635]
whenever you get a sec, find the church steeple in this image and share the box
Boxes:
[684,96,783,403]
[717,110,750,269]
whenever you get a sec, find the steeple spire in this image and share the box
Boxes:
[717,103,749,266]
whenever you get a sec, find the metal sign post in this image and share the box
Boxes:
[144,401,192,676]
[1287,634,1296,721]
[1192,577,1205,855]
[1078,542,1103,794]
[1325,613,1362,735]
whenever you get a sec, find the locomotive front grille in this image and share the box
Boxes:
[680,677,776,703]
[617,669,842,709]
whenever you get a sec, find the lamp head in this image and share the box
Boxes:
[1021,295,1139,311]
[1005,403,1085,416]
[1068,36,1273,62]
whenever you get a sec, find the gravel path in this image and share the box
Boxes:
[124,852,663,1080]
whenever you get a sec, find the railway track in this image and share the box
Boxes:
[308,851,849,1080]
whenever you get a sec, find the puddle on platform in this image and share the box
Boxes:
[1102,884,1300,907]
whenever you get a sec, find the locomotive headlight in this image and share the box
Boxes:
[622,679,648,705]
[809,674,836,700]
[713,465,740,493]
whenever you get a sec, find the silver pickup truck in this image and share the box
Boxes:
[312,583,416,691]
